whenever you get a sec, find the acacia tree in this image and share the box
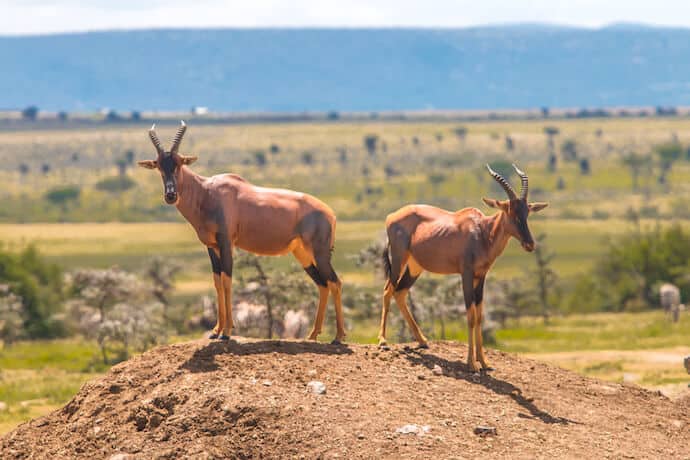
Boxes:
[621,151,651,192]
[70,268,140,323]
[532,234,559,324]
[67,268,168,363]
[145,256,181,326]
[97,302,165,361]
[454,127,468,146]
[491,278,532,327]
[654,141,683,186]
[0,285,24,345]
[543,126,559,151]
[235,251,314,339]
[428,172,447,199]
[364,134,379,157]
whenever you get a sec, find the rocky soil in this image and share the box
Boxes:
[1,339,688,459]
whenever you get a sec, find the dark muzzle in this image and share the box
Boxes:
[164,181,177,204]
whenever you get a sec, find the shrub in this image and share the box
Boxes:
[577,224,690,311]
[44,186,80,205]
[0,245,64,338]
[95,176,135,193]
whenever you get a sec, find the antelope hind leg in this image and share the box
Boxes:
[292,245,330,341]
[393,289,429,348]
[329,280,346,344]
[378,282,394,347]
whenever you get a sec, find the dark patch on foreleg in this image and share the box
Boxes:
[207,247,222,275]
[216,233,233,277]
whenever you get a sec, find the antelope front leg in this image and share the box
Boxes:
[217,234,234,340]
[463,273,480,373]
[221,274,233,339]
[473,277,492,371]
[207,248,225,339]
[212,273,226,338]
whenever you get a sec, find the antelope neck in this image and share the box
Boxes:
[482,211,512,261]
[175,166,209,227]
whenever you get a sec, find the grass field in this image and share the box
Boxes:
[2,117,690,435]
[0,218,686,297]
[3,117,690,223]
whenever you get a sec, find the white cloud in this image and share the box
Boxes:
[3,0,690,35]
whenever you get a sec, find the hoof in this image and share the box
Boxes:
[208,332,219,339]
[218,334,230,341]
[481,366,495,373]
[378,343,391,351]
[417,342,430,349]
[331,339,343,345]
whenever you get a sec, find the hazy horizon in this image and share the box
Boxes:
[4,0,690,36]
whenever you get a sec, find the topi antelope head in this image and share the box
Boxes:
[138,121,198,205]
[482,164,548,252]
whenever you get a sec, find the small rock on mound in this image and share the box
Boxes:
[1,339,689,459]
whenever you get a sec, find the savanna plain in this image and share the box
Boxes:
[0,116,689,435]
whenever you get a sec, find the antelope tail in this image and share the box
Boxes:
[382,243,393,282]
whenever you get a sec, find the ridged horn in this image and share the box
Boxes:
[512,163,528,200]
[170,120,187,155]
[148,124,164,156]
[486,164,517,200]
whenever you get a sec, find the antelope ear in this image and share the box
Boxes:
[529,202,549,213]
[482,198,510,212]
[137,160,158,169]
[180,155,198,165]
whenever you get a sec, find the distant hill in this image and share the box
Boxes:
[3,25,690,112]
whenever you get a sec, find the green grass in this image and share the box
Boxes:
[0,218,686,295]
[0,339,104,434]
[495,311,690,352]
[0,339,106,373]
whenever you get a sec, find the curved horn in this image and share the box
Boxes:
[512,163,528,200]
[148,124,164,156]
[486,164,517,200]
[170,120,187,155]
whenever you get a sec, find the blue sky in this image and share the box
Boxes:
[3,0,690,35]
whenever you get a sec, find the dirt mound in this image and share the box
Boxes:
[1,339,688,459]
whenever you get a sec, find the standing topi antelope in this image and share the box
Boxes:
[138,122,345,343]
[379,164,548,372]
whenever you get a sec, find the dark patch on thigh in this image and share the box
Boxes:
[304,264,327,287]
[297,211,332,249]
[395,267,419,291]
[474,277,486,304]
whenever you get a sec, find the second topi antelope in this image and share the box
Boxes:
[379,164,548,372]
[138,122,346,343]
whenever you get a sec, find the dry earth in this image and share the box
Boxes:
[1,339,688,459]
